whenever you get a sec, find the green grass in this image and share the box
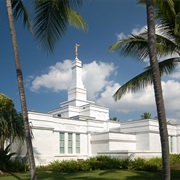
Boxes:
[0,170,180,180]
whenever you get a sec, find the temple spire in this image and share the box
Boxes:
[67,44,87,104]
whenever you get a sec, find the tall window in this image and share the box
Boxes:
[169,136,173,153]
[59,132,65,154]
[68,133,73,154]
[76,134,80,154]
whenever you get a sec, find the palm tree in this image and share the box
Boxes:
[146,1,170,179]
[108,0,180,100]
[141,112,151,119]
[6,0,87,179]
[109,0,172,179]
[0,94,24,152]
[6,1,36,179]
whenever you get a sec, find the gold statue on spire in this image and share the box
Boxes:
[75,43,80,58]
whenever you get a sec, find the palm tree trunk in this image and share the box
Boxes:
[6,0,37,179]
[146,0,170,179]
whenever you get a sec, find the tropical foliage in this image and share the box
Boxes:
[32,0,87,52]
[141,112,151,119]
[109,0,180,100]
[108,1,178,179]
[0,94,24,151]
[0,94,24,172]
[36,155,180,173]
[5,0,87,179]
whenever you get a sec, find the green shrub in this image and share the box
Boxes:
[49,160,61,172]
[119,158,131,169]
[143,161,159,172]
[130,157,146,171]
[170,154,180,166]
[96,155,112,161]
[130,157,159,172]
[96,155,122,169]
[78,160,92,171]
[146,157,162,167]
[37,156,166,173]
[0,144,16,171]
[37,164,52,171]
[59,160,79,172]
[7,160,29,172]
[85,157,102,170]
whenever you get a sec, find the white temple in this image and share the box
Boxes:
[12,45,180,165]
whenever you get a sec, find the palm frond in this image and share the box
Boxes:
[138,0,180,41]
[109,23,179,60]
[113,57,180,101]
[33,0,69,52]
[108,34,149,60]
[175,12,180,38]
[146,57,180,74]
[66,7,88,32]
[155,0,176,26]
[11,0,32,32]
[113,66,153,101]
[33,0,87,53]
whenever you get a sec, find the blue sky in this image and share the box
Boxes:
[1,0,180,122]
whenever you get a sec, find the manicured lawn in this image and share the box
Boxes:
[1,170,180,180]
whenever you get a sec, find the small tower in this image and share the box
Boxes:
[68,55,87,106]
[49,44,109,120]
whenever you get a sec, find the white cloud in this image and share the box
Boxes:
[97,83,155,113]
[30,60,72,92]
[30,60,117,100]
[169,64,180,79]
[162,80,180,111]
[96,80,180,120]
[83,61,116,100]
[116,32,126,40]
[131,26,147,35]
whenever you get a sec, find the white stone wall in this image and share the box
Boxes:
[11,111,180,165]
[136,133,150,151]
[91,132,136,155]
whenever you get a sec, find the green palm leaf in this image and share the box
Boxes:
[33,0,87,53]
[108,33,149,60]
[11,0,32,32]
[66,7,88,32]
[139,0,180,41]
[108,25,179,60]
[113,57,180,101]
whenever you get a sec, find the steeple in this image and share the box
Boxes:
[70,57,84,89]
[67,44,87,106]
[49,44,109,120]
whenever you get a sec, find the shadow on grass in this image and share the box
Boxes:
[123,170,180,180]
[38,170,180,180]
[8,172,23,180]
[1,170,180,180]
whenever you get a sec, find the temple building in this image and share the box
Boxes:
[12,45,180,165]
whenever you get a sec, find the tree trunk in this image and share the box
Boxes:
[146,0,170,180]
[6,0,37,179]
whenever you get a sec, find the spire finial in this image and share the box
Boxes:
[75,43,80,58]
